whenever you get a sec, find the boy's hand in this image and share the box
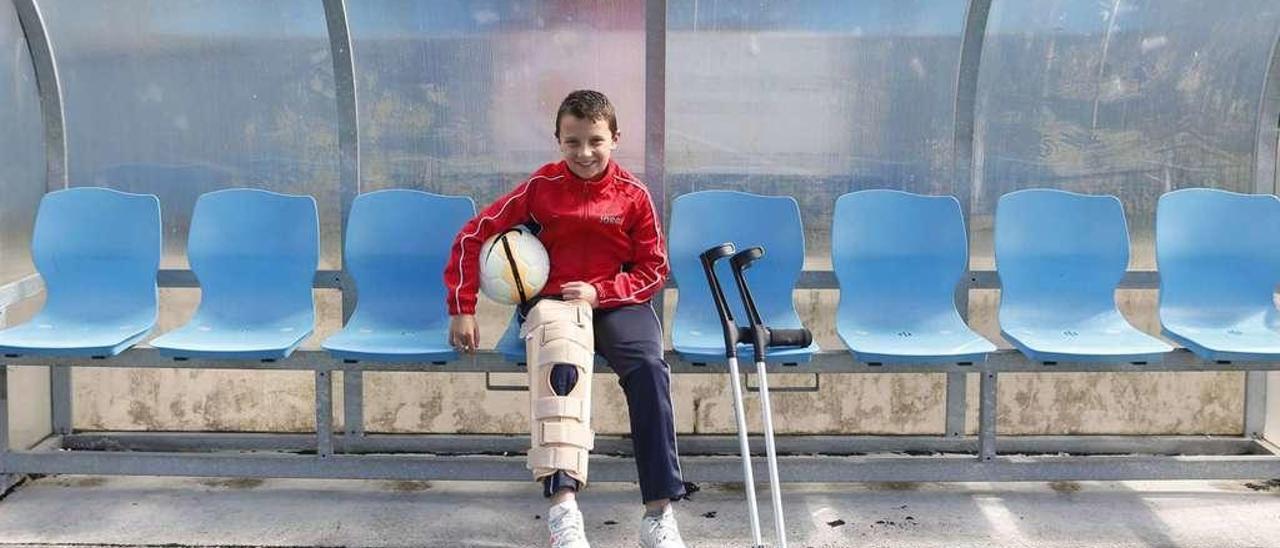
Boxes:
[449,314,480,353]
[561,281,598,308]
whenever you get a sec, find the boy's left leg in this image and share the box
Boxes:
[594,303,687,547]
[594,302,686,504]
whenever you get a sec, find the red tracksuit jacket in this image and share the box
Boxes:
[444,160,669,316]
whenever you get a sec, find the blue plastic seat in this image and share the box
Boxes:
[832,190,995,364]
[322,190,475,363]
[669,190,817,364]
[995,189,1172,363]
[150,189,318,360]
[495,313,526,362]
[1157,188,1280,361]
[0,188,160,357]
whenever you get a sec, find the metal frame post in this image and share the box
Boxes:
[645,0,668,320]
[0,364,12,495]
[978,372,997,461]
[948,0,993,438]
[1253,23,1280,198]
[14,0,70,444]
[316,370,334,458]
[945,373,967,437]
[323,0,363,439]
[1246,371,1268,439]
[1,365,9,453]
[645,0,667,220]
[1249,27,1280,444]
[12,0,66,191]
[49,366,70,435]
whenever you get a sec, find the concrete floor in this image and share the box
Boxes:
[1,475,1279,547]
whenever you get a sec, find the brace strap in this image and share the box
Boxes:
[528,446,590,473]
[534,396,586,421]
[541,422,594,450]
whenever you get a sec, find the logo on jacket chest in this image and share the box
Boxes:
[598,214,623,225]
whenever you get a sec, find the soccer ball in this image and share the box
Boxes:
[479,226,549,306]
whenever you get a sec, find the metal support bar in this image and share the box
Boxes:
[323,0,361,329]
[644,0,668,323]
[8,6,60,486]
[1257,26,1280,446]
[12,0,66,191]
[947,0,990,445]
[979,372,997,461]
[1253,20,1280,197]
[1245,370,1268,438]
[343,370,363,437]
[0,473,18,498]
[1254,437,1280,456]
[950,0,990,216]
[58,432,1265,458]
[945,372,967,437]
[149,268,1173,292]
[49,365,70,435]
[10,347,1280,374]
[315,371,333,457]
[7,450,1280,483]
[644,0,667,219]
[159,269,344,289]
[792,270,1161,290]
[1,366,9,451]
[0,365,10,496]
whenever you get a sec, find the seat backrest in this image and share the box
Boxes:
[33,187,161,320]
[345,189,475,327]
[832,190,967,327]
[187,188,318,325]
[1157,188,1280,321]
[670,190,807,344]
[995,189,1129,323]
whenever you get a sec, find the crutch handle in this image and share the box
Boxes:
[766,328,812,348]
[729,246,764,272]
[699,242,737,264]
[700,243,741,358]
[734,327,812,348]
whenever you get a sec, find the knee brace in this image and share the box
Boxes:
[523,299,595,485]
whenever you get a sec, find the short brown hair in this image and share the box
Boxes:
[554,90,617,139]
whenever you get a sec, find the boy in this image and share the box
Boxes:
[444,90,687,548]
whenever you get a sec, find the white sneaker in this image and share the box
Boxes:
[639,505,687,548]
[548,500,590,548]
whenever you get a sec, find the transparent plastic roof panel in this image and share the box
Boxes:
[347,1,645,206]
[667,0,968,269]
[971,0,1280,269]
[39,0,342,268]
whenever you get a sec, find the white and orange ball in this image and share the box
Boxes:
[479,226,549,306]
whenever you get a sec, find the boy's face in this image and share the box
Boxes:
[557,114,618,180]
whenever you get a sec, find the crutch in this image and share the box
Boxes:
[699,243,811,548]
[728,246,808,548]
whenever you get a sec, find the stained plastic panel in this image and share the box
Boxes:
[348,1,645,207]
[39,0,341,268]
[667,0,967,267]
[972,0,1280,269]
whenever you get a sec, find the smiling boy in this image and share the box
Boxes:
[444,90,686,548]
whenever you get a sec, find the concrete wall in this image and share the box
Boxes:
[4,292,51,450]
[1268,372,1279,443]
[62,286,1243,437]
